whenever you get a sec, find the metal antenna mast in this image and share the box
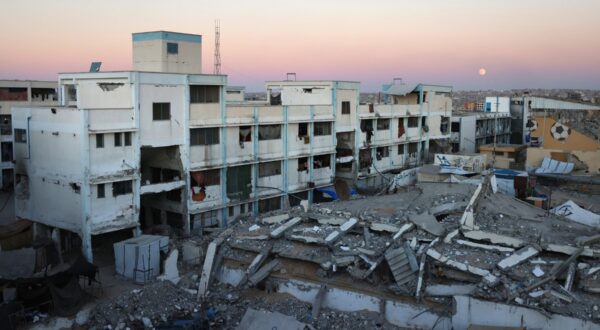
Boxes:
[214,20,221,75]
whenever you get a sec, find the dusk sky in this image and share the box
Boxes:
[1,0,599,91]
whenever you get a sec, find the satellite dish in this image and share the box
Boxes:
[90,62,102,72]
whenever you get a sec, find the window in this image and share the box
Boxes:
[297,157,308,172]
[408,117,419,128]
[314,154,331,169]
[112,180,133,196]
[96,134,104,148]
[114,133,122,147]
[190,169,221,187]
[341,101,351,115]
[397,144,405,155]
[295,123,307,138]
[408,143,418,154]
[14,129,27,143]
[377,119,390,130]
[360,120,373,132]
[97,184,105,198]
[451,122,460,133]
[153,103,170,120]
[240,204,246,214]
[259,161,281,177]
[259,197,281,213]
[166,189,181,202]
[190,85,220,103]
[421,117,427,127]
[0,87,27,101]
[239,126,252,143]
[190,128,220,145]
[376,147,389,159]
[258,125,281,140]
[314,122,331,136]
[124,132,132,146]
[167,42,179,54]
[229,207,234,217]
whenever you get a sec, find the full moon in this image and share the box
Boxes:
[479,68,487,76]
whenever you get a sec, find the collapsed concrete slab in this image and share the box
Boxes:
[236,308,307,330]
[261,214,290,225]
[425,284,476,296]
[456,239,515,253]
[409,212,445,237]
[325,218,358,245]
[426,248,498,285]
[497,246,540,270]
[392,223,415,240]
[462,230,525,248]
[197,242,217,299]
[248,259,281,286]
[544,243,600,258]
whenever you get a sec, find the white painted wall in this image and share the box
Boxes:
[77,78,132,110]
[89,133,136,177]
[139,84,185,147]
[281,86,332,106]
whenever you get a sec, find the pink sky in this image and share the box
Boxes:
[1,0,599,91]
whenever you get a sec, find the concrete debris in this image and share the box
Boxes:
[270,217,303,238]
[462,230,525,248]
[385,247,417,286]
[248,259,281,286]
[261,213,290,224]
[409,212,445,236]
[455,239,515,253]
[197,241,217,299]
[497,246,540,270]
[312,285,328,320]
[182,240,203,265]
[248,224,261,231]
[325,217,358,245]
[236,308,307,330]
[426,248,499,286]
[425,284,476,296]
[563,262,577,292]
[532,265,545,277]
[158,249,180,284]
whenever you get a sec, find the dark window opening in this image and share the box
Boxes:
[227,165,252,201]
[113,180,133,196]
[259,161,281,177]
[259,197,281,213]
[298,123,308,137]
[124,132,132,146]
[359,149,372,170]
[31,88,57,101]
[398,118,405,138]
[114,133,122,147]
[190,85,220,103]
[150,167,180,184]
[96,134,104,148]
[297,157,308,171]
[14,129,27,143]
[97,184,105,198]
[376,146,389,159]
[314,122,331,136]
[377,119,390,130]
[152,102,171,121]
[191,127,220,145]
[239,126,251,144]
[314,154,331,169]
[341,101,351,115]
[259,125,281,140]
[1,142,13,162]
[408,142,418,155]
[0,87,27,101]
[167,42,179,55]
[166,189,181,202]
[397,144,405,155]
[408,117,419,128]
[229,206,234,217]
[451,122,460,133]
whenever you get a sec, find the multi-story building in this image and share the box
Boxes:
[0,80,57,189]
[339,82,452,190]
[13,31,453,261]
[450,111,512,153]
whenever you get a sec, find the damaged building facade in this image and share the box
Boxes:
[0,80,57,189]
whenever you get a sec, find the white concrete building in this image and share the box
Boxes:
[338,82,452,190]
[0,80,57,190]
[12,31,454,260]
[450,111,512,153]
[225,86,245,102]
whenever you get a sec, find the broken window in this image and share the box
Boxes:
[408,117,419,128]
[96,134,104,148]
[166,189,181,202]
[97,184,105,198]
[31,88,57,101]
[440,116,450,134]
[67,85,77,101]
[152,103,171,121]
[408,143,418,156]
[227,165,252,200]
[0,87,27,101]
[190,127,220,145]
[451,122,460,133]
[0,115,11,135]
[167,42,179,54]
[258,125,281,140]
[359,149,372,170]
[259,197,281,213]
[259,161,281,177]
[269,89,282,105]
[112,180,132,196]
[239,126,252,144]
[314,154,331,169]
[190,169,220,202]
[397,144,405,155]
[314,122,331,136]
[124,132,132,146]
[298,123,308,138]
[360,120,373,132]
[190,85,220,103]
[114,133,122,147]
[377,119,390,130]
[297,157,308,172]
[341,101,351,115]
[303,88,313,93]
[398,118,405,138]
[376,146,389,159]
[14,129,27,143]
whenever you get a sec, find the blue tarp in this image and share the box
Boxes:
[316,186,358,200]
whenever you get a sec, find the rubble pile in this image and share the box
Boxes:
[85,180,600,328]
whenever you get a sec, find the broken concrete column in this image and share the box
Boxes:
[426,248,498,286]
[158,249,180,284]
[462,230,524,248]
[197,242,217,300]
[325,218,358,245]
[312,284,328,320]
[392,223,415,240]
[261,213,290,225]
[456,239,515,253]
[497,246,539,270]
[248,259,281,286]
[270,217,302,238]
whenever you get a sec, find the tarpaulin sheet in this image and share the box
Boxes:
[535,157,574,174]
[551,200,600,228]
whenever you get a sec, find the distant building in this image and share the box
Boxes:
[450,111,511,153]
[0,80,57,189]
